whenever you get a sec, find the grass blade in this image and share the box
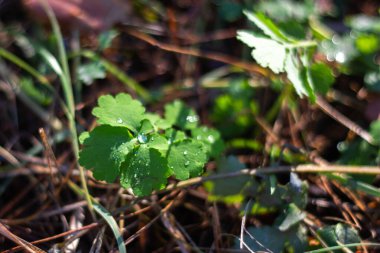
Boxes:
[93,203,127,253]
[0,47,50,85]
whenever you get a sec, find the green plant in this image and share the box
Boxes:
[79,93,224,196]
[237,11,335,102]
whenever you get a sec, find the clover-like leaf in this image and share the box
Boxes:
[165,129,187,144]
[191,126,224,158]
[79,125,134,182]
[164,100,199,130]
[120,146,171,196]
[167,139,208,180]
[237,31,287,74]
[146,133,169,152]
[92,93,146,133]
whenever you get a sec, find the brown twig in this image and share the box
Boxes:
[124,28,268,76]
[316,96,374,144]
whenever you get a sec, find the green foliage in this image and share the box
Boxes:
[237,11,334,101]
[77,62,106,85]
[167,140,208,180]
[243,225,307,253]
[98,29,118,51]
[79,93,224,196]
[256,0,315,22]
[120,146,170,196]
[79,126,133,182]
[92,93,146,133]
[205,156,250,203]
[211,78,257,138]
[164,100,199,130]
[19,77,52,105]
[338,120,380,166]
[318,223,361,252]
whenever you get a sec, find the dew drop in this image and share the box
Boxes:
[186,115,199,123]
[184,161,190,166]
[183,151,188,155]
[207,135,215,143]
[117,118,123,124]
[137,134,148,144]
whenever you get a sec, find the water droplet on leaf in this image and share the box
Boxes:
[183,151,188,155]
[207,135,215,143]
[186,115,199,123]
[117,118,123,124]
[137,134,148,144]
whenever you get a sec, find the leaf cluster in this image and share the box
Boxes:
[237,11,335,101]
[79,93,224,196]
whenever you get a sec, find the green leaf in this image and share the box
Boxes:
[98,29,118,50]
[146,133,169,151]
[167,140,208,180]
[145,113,172,130]
[243,11,289,42]
[138,119,155,135]
[92,203,126,253]
[78,131,89,144]
[309,63,335,95]
[164,100,199,130]
[243,225,307,253]
[92,93,146,133]
[237,31,287,74]
[20,77,52,105]
[370,120,380,144]
[285,51,315,101]
[318,223,361,251]
[79,126,134,182]
[191,126,224,158]
[205,156,250,201]
[355,34,379,54]
[165,129,187,144]
[277,203,306,231]
[77,62,106,85]
[120,146,171,196]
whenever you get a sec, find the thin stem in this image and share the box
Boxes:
[316,95,374,144]
[39,0,92,210]
[164,164,380,192]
